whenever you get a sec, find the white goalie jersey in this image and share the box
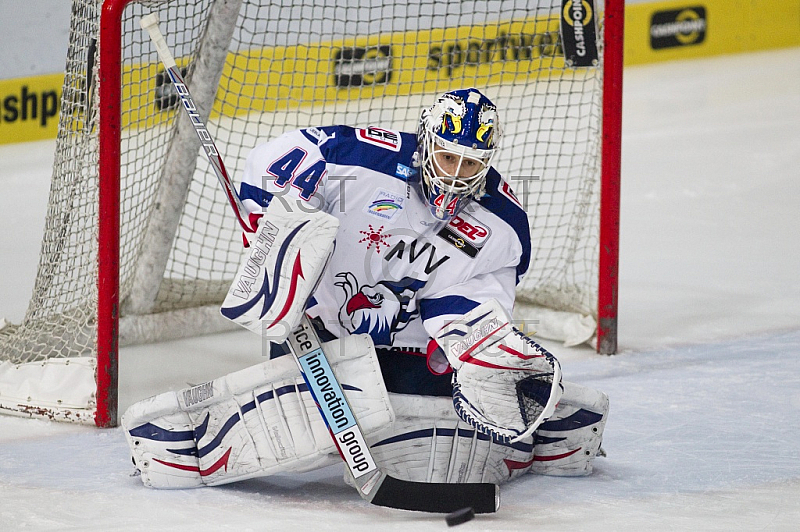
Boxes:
[239,125,531,350]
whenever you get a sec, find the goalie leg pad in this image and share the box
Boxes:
[364,394,538,486]
[122,334,393,488]
[530,380,609,477]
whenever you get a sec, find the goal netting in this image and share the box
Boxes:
[0,0,620,425]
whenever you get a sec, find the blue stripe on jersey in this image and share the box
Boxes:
[239,181,273,208]
[316,125,418,181]
[476,171,532,283]
[419,296,480,322]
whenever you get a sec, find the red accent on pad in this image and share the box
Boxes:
[458,354,525,371]
[153,447,233,476]
[496,343,545,360]
[503,457,535,476]
[456,322,507,362]
[454,322,535,370]
[153,458,199,473]
[533,448,581,462]
[200,447,233,476]
[426,338,440,358]
[266,252,305,329]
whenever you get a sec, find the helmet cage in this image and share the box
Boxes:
[427,134,493,195]
[416,89,501,222]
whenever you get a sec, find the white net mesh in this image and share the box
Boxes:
[0,0,605,418]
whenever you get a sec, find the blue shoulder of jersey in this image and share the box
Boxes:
[476,170,532,283]
[301,125,418,182]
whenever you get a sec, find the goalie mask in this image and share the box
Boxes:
[415,88,501,222]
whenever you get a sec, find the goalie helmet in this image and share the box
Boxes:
[415,88,501,222]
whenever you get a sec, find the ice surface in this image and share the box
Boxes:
[1,48,800,530]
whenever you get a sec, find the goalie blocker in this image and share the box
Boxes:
[220,199,339,341]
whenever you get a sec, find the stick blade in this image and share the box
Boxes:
[369,476,499,514]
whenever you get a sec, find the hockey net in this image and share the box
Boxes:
[0,0,621,425]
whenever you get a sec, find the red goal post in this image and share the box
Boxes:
[599,0,623,356]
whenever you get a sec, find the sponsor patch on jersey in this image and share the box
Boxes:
[356,126,402,151]
[364,188,404,221]
[395,163,415,180]
[436,211,492,258]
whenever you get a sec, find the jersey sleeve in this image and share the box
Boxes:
[239,127,338,215]
[418,266,517,337]
[477,172,532,284]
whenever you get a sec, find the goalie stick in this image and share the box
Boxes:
[138,13,499,514]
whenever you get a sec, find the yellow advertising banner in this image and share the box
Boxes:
[625,0,800,65]
[120,14,565,130]
[0,74,64,144]
[2,0,799,144]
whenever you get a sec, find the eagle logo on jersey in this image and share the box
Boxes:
[434,93,466,135]
[476,104,498,146]
[334,272,425,346]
